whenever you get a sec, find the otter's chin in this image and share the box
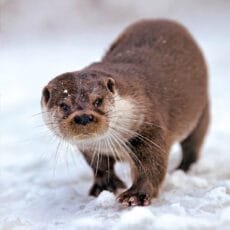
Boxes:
[57,117,109,143]
[73,131,108,143]
[65,129,110,147]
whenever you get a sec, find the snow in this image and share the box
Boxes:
[1,2,230,229]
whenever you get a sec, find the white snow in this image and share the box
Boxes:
[1,1,230,229]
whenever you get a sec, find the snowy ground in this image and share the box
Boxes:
[1,18,230,230]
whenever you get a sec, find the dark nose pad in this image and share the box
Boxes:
[74,114,94,126]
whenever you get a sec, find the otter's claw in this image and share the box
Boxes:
[117,192,151,207]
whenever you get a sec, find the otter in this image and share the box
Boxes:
[41,19,209,207]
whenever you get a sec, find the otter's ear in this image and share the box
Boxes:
[106,78,115,94]
[42,86,51,105]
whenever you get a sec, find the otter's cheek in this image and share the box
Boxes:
[42,108,62,138]
[41,108,51,130]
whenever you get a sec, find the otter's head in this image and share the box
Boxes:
[41,71,117,144]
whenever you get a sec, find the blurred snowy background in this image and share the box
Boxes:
[0,0,230,229]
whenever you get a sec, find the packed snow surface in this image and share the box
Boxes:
[1,29,230,229]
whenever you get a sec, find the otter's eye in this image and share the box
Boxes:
[59,103,70,113]
[94,98,103,108]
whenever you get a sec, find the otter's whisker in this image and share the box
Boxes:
[107,133,128,181]
[95,140,101,176]
[90,135,100,167]
[31,111,51,117]
[104,137,110,183]
[63,141,71,171]
[108,115,164,129]
[34,122,60,129]
[109,128,147,177]
[51,140,62,180]
[112,125,166,155]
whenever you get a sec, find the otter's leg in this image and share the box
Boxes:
[117,134,168,206]
[177,104,210,171]
[83,153,126,196]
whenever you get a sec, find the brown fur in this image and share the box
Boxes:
[41,19,209,207]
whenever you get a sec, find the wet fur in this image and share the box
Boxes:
[41,19,209,207]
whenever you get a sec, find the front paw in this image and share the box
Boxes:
[117,181,158,207]
[89,174,126,197]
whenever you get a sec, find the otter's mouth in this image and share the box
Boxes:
[43,108,110,144]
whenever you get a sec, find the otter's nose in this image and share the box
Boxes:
[74,114,94,126]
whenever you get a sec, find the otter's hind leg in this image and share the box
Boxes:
[83,154,126,196]
[177,104,210,171]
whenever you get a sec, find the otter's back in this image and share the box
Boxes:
[105,20,207,102]
[103,19,208,141]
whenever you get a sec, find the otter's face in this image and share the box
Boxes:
[41,72,116,143]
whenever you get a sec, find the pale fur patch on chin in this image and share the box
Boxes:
[73,132,132,162]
